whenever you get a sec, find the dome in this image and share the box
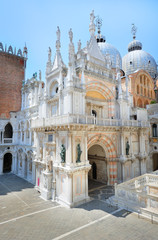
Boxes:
[123,39,157,78]
[98,42,122,69]
[128,39,142,52]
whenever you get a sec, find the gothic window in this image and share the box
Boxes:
[92,110,97,117]
[52,104,57,116]
[153,124,157,137]
[4,123,13,138]
[48,134,53,142]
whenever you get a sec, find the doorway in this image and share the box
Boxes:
[3,153,12,173]
[153,153,158,171]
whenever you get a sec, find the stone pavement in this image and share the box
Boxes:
[0,174,158,240]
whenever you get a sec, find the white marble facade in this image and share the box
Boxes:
[0,11,157,207]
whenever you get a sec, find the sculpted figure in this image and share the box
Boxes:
[90,10,95,24]
[126,141,130,155]
[76,144,82,163]
[56,26,60,41]
[60,144,66,163]
[69,28,73,43]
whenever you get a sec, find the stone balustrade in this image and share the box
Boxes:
[31,114,150,129]
[111,170,158,222]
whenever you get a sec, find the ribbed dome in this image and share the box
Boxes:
[122,49,157,78]
[98,42,122,69]
[128,40,142,52]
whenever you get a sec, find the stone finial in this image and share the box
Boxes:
[56,26,61,50]
[89,10,95,36]
[48,47,51,62]
[131,23,137,40]
[69,28,73,43]
[78,40,81,52]
[23,43,28,58]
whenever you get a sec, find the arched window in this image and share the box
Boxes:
[137,99,143,108]
[153,124,157,137]
[144,89,146,96]
[137,85,139,94]
[92,110,97,117]
[4,123,13,138]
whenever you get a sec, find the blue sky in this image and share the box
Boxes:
[1,0,158,80]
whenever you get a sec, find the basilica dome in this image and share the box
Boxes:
[123,39,157,79]
[98,41,122,69]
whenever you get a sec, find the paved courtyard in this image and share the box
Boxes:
[0,174,158,240]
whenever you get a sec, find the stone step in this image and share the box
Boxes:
[139,207,158,223]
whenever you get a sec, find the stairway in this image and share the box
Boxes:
[107,170,158,223]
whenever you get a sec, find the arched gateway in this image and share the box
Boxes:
[87,134,117,185]
[88,144,107,183]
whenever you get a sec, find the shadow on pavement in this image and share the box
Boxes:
[0,173,34,195]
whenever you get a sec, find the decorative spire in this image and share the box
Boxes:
[23,43,28,58]
[78,40,81,52]
[89,10,95,36]
[39,70,41,81]
[131,23,137,40]
[48,47,52,62]
[68,28,75,64]
[69,28,73,43]
[56,26,61,51]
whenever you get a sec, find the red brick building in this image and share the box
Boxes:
[0,43,27,119]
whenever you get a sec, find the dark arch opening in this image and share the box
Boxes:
[153,124,157,137]
[3,153,12,173]
[92,110,97,117]
[4,123,13,138]
[153,153,158,171]
[92,162,97,180]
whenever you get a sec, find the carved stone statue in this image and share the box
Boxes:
[76,144,82,163]
[90,10,95,24]
[69,28,73,43]
[60,144,66,163]
[126,141,130,155]
[56,26,60,41]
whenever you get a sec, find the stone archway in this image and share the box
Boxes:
[88,144,107,183]
[3,153,12,173]
[87,133,117,185]
[153,153,158,171]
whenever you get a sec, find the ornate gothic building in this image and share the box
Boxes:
[0,11,158,207]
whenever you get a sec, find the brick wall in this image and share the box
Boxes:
[0,52,25,119]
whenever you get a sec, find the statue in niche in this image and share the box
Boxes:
[39,147,43,161]
[76,144,82,163]
[45,151,51,172]
[60,144,66,163]
[126,141,130,155]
